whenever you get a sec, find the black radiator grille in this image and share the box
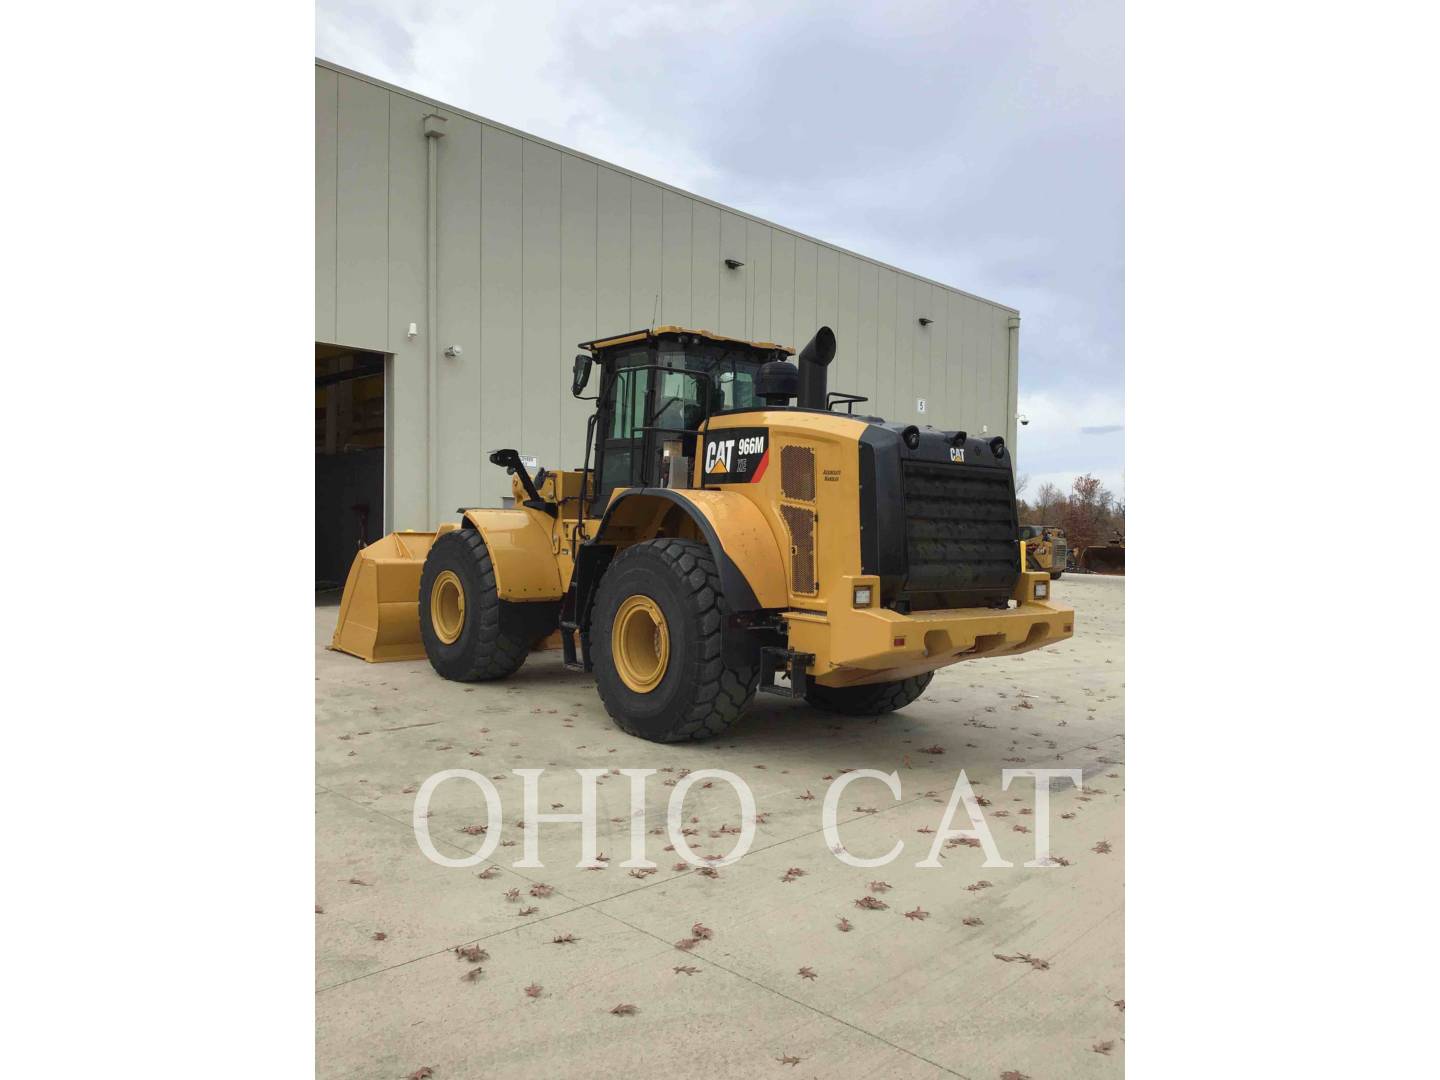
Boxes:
[900,460,1019,601]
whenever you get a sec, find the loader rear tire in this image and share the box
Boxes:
[805,673,934,716]
[591,538,758,743]
[419,529,531,682]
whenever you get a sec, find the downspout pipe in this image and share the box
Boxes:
[1006,314,1021,467]
[423,112,447,527]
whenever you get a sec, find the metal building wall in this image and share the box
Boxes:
[316,61,1021,530]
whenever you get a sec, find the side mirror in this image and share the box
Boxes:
[571,354,593,397]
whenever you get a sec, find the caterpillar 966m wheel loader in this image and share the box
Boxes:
[332,326,1074,743]
[1020,524,1068,580]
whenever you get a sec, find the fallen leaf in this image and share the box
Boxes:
[854,896,888,910]
[797,966,818,980]
[372,931,387,941]
[673,964,700,975]
[518,906,539,916]
[453,945,488,963]
[962,916,984,927]
[347,878,371,887]
[1092,1040,1115,1056]
[1093,840,1113,854]
[691,922,714,940]
[993,951,1051,971]
[777,1054,802,1066]
[523,982,543,998]
[530,883,554,898]
[903,906,930,921]
[551,933,578,944]
[836,917,854,932]
[609,1003,638,1016]
[407,1068,435,1080]
[869,880,893,893]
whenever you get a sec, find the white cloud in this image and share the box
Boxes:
[317,0,1123,488]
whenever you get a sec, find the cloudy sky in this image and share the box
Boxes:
[317,0,1123,499]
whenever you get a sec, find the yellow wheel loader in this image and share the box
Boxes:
[1020,524,1068,580]
[332,326,1074,742]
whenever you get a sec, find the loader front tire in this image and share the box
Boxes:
[591,539,758,743]
[805,673,934,716]
[1049,571,1063,581]
[419,529,531,682]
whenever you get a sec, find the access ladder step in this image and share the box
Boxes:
[559,620,588,672]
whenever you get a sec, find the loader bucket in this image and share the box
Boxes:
[329,531,437,662]
[1079,544,1126,575]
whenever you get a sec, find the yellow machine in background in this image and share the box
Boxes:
[1020,524,1068,580]
[333,325,1074,742]
[1078,534,1126,575]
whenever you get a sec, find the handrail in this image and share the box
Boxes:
[826,390,869,415]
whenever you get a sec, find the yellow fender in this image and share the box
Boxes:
[597,488,787,610]
[461,508,565,600]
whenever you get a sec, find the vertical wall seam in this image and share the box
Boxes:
[592,166,598,338]
[331,75,339,341]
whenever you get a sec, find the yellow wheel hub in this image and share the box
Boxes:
[612,594,670,693]
[431,570,466,645]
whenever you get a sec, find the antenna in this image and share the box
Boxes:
[651,292,660,329]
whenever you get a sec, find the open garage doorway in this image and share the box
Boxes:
[315,343,386,591]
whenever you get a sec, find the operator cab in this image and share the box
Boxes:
[573,326,793,515]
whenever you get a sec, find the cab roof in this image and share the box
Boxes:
[578,325,795,355]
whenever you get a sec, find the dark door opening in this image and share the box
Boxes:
[316,342,386,591]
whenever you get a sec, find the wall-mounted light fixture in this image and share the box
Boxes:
[724,258,745,269]
[917,317,933,326]
[444,345,463,358]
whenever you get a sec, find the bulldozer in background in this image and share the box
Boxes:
[1019,524,1068,580]
[331,325,1074,743]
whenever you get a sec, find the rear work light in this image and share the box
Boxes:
[853,585,873,607]
[1035,581,1049,600]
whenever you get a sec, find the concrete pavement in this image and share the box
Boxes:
[316,574,1124,1079]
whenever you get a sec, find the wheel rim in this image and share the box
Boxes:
[612,594,669,693]
[431,570,465,644]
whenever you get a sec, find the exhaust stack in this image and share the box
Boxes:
[796,326,837,410]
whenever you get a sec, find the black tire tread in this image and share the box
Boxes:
[420,529,529,681]
[805,672,933,716]
[595,538,757,743]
